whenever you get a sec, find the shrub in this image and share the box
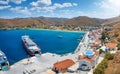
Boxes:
[114,33,119,37]
[93,53,114,74]
[93,67,104,74]
[105,53,114,60]
[118,38,120,43]
[117,43,120,50]
[99,49,104,54]
[100,59,108,68]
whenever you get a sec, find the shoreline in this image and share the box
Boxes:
[0,29,91,74]
[74,31,89,53]
[10,30,87,66]
[0,28,86,66]
[6,29,87,66]
[0,28,85,33]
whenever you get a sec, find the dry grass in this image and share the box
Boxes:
[104,51,120,74]
[108,29,120,43]
[104,60,120,74]
[0,16,103,29]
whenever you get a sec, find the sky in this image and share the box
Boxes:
[0,0,120,19]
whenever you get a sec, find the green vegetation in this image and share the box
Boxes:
[117,43,120,50]
[114,33,119,37]
[101,30,109,44]
[117,38,120,50]
[118,38,120,43]
[99,49,104,54]
[93,53,114,74]
[105,53,114,60]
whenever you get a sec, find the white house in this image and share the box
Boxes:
[78,50,99,70]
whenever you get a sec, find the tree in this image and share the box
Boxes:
[118,38,120,43]
[93,53,114,74]
[114,33,119,37]
[101,31,108,45]
[93,67,104,74]
[105,53,114,60]
[99,49,104,54]
[117,43,120,50]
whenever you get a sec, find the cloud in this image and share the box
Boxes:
[41,3,77,13]
[73,3,78,6]
[6,0,78,18]
[31,2,78,12]
[30,0,52,7]
[10,6,31,15]
[0,0,26,4]
[54,3,77,8]
[10,0,26,4]
[97,0,120,18]
[0,0,9,4]
[0,5,11,10]
[30,0,78,12]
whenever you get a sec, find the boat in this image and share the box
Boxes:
[22,35,41,56]
[57,35,63,38]
[0,50,10,71]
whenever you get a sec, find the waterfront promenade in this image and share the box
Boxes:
[75,31,90,54]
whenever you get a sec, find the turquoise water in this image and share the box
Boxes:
[0,29,85,65]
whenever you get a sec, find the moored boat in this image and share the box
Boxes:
[22,35,41,56]
[57,35,63,38]
[0,50,10,71]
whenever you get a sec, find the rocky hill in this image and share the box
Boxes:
[0,18,46,29]
[62,16,104,26]
[0,16,105,29]
[1,15,120,30]
[102,16,120,28]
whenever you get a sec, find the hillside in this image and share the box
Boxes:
[62,16,104,26]
[0,18,47,29]
[102,16,120,28]
[0,16,105,29]
[104,51,120,74]
[37,16,68,25]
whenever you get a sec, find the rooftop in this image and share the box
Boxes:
[79,50,99,63]
[53,59,75,71]
[106,42,117,49]
[85,50,94,56]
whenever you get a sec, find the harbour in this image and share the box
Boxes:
[0,29,93,74]
[0,29,84,65]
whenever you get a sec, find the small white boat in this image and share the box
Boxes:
[58,35,63,38]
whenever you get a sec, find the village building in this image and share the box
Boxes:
[78,50,99,70]
[106,42,117,54]
[100,45,108,53]
[106,42,117,50]
[53,59,75,73]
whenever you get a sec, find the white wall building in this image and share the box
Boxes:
[78,50,99,70]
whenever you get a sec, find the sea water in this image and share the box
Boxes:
[0,29,85,65]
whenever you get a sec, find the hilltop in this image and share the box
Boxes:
[102,16,120,28]
[62,16,104,26]
[0,16,120,30]
[0,16,105,30]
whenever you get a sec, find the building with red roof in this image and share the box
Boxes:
[53,59,75,73]
[106,42,117,51]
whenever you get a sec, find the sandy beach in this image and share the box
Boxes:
[25,28,85,33]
